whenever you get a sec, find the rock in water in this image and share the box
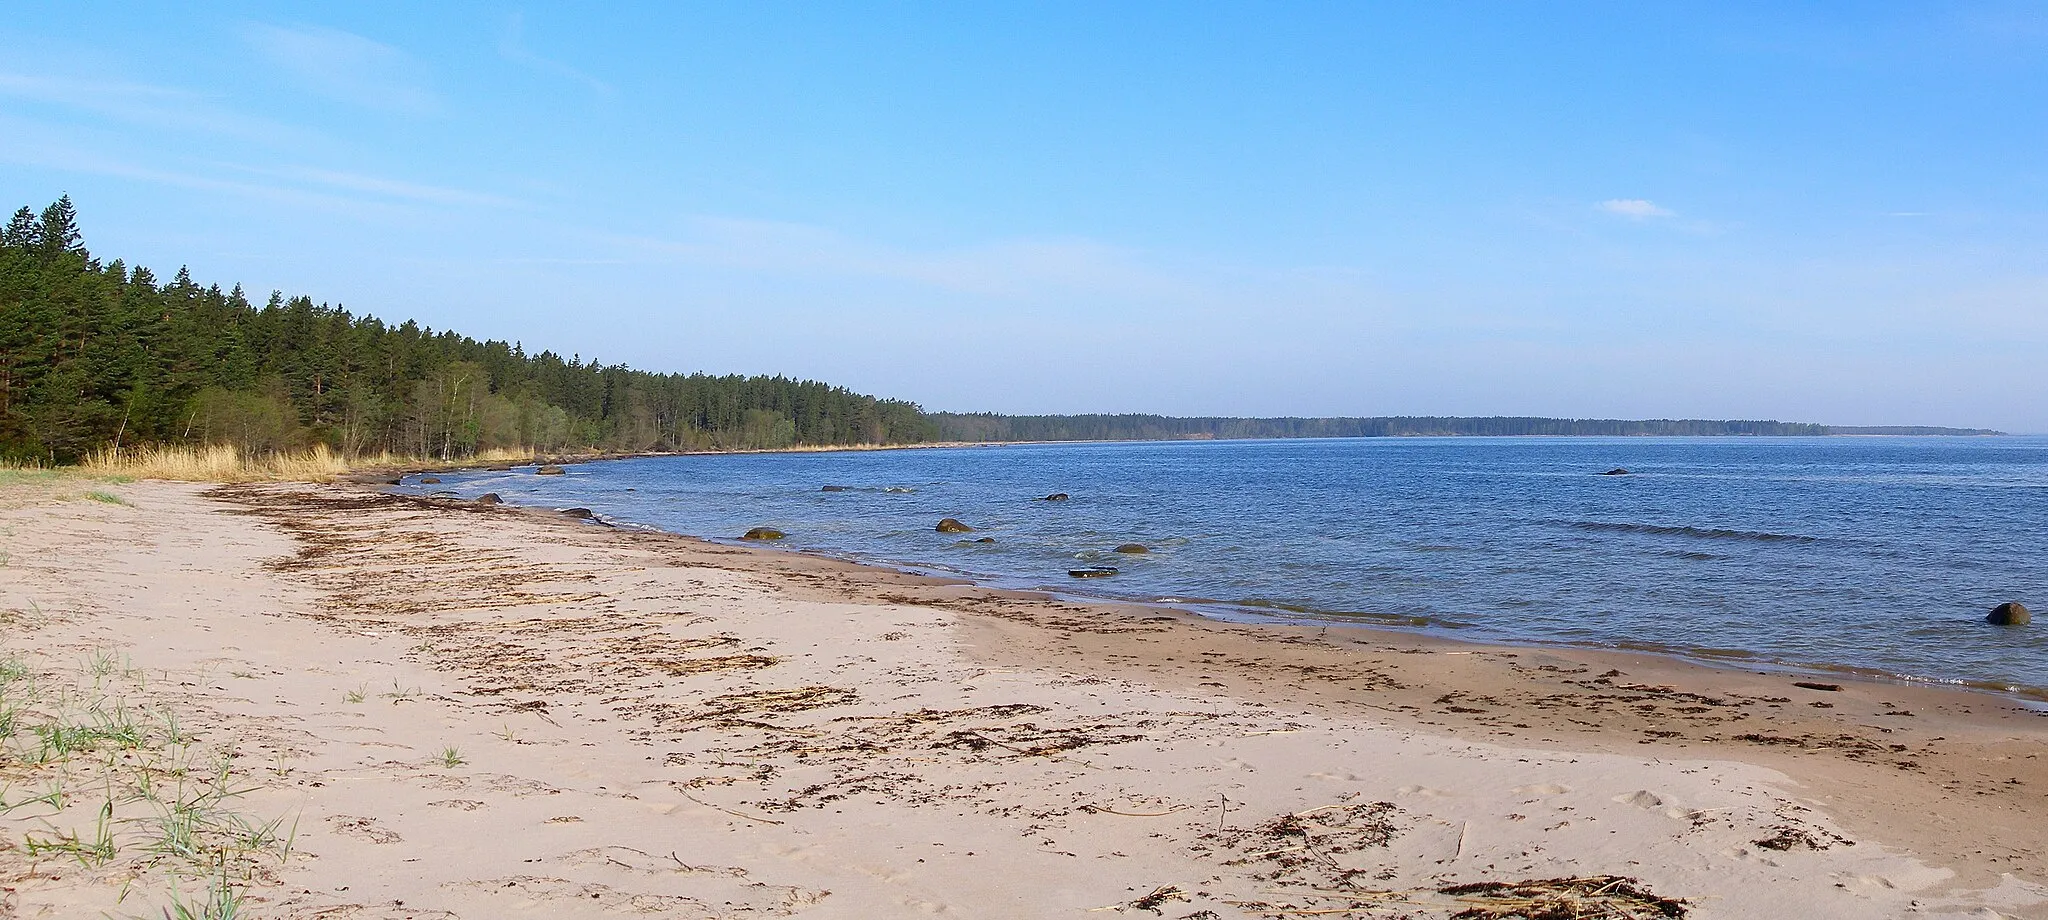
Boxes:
[821,485,850,492]
[974,537,996,544]
[741,527,786,540]
[485,465,513,472]
[475,493,502,505]
[559,507,595,519]
[1114,543,1149,554]
[1989,602,2031,626]
[1601,468,1630,476]
[1043,493,1070,501]
[936,518,974,533]
[418,476,441,484]
[1069,566,1118,578]
[536,465,566,475]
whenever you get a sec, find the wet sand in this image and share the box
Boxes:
[1,479,2044,918]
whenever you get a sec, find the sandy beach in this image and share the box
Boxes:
[1,478,2045,919]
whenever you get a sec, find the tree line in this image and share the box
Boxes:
[0,197,934,462]
[927,413,1997,441]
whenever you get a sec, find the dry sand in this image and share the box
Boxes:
[0,479,2045,918]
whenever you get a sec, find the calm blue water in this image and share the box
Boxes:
[405,437,2048,693]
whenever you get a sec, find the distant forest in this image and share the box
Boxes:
[927,414,2001,442]
[0,197,933,462]
[0,197,1997,464]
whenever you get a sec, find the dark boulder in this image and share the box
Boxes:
[475,493,502,505]
[936,518,974,533]
[1114,543,1149,554]
[485,465,514,472]
[974,537,996,544]
[559,507,596,519]
[1069,566,1118,578]
[821,485,851,492]
[382,477,403,485]
[418,476,441,484]
[1601,468,1630,476]
[1043,493,1070,501]
[536,465,566,475]
[742,527,787,541]
[1989,602,2031,626]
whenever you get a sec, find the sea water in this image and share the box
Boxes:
[406,437,2048,694]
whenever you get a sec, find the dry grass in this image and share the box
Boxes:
[78,444,352,483]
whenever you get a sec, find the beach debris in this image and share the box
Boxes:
[1752,823,1853,851]
[1087,885,1188,914]
[1601,468,1631,475]
[1989,601,2031,626]
[936,518,974,533]
[1070,566,1118,578]
[418,475,442,484]
[1043,492,1070,501]
[475,492,502,504]
[820,484,851,491]
[535,464,566,475]
[741,527,787,540]
[1114,543,1149,554]
[1440,876,1687,919]
[1792,681,1842,692]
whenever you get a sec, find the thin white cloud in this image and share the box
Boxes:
[0,72,312,146]
[610,216,1199,301]
[227,164,525,209]
[499,13,613,95]
[1597,198,1675,219]
[238,23,439,114]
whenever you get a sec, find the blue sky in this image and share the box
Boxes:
[5,3,2047,430]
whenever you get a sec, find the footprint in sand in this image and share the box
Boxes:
[327,815,403,843]
[1611,790,1664,808]
[427,799,486,811]
[1511,783,1570,796]
[1396,784,1452,798]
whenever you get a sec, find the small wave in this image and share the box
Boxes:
[1564,520,1818,543]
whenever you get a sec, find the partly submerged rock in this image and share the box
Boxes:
[475,493,502,505]
[418,476,441,484]
[1043,493,1070,501]
[485,465,514,472]
[741,527,786,541]
[884,487,915,494]
[559,507,596,519]
[1069,566,1118,578]
[1113,543,1149,554]
[821,485,851,492]
[536,465,566,475]
[1989,601,2031,626]
[1601,468,1630,476]
[974,537,996,544]
[936,518,973,533]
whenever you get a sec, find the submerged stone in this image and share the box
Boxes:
[936,518,973,533]
[1989,602,2031,626]
[1114,543,1149,554]
[741,527,787,541]
[536,465,566,475]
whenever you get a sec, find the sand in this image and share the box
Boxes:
[0,478,2045,918]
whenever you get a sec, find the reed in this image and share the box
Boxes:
[77,444,350,483]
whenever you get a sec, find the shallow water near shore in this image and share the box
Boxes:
[407,436,2048,692]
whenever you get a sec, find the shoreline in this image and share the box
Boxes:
[403,463,2048,710]
[3,477,2045,917]
[369,484,2048,882]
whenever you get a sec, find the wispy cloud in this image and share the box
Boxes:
[238,23,439,114]
[225,164,525,209]
[499,13,613,95]
[0,72,310,146]
[611,216,1197,301]
[1597,198,1675,219]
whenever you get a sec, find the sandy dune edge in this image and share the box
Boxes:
[0,480,2042,918]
